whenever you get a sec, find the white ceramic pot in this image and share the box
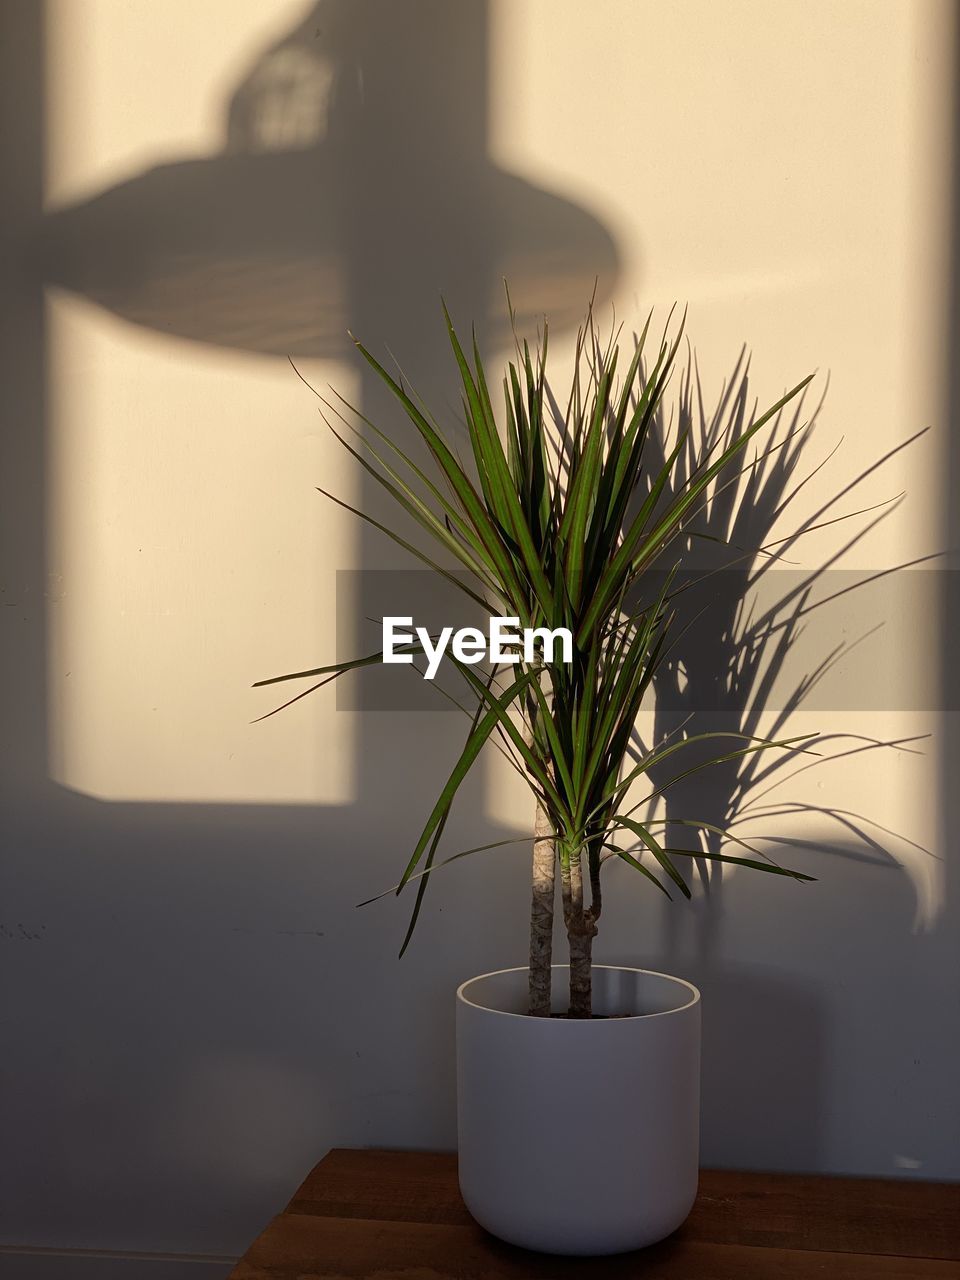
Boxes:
[456,964,700,1256]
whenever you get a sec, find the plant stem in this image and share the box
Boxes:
[559,842,599,1017]
[528,800,555,1016]
[568,929,594,1016]
[525,692,555,1017]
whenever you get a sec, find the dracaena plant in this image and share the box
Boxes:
[257,301,817,1017]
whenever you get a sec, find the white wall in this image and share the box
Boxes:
[2,0,958,1264]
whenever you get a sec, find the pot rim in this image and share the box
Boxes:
[457,963,700,1022]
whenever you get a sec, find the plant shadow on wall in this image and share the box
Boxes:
[607,354,939,1169]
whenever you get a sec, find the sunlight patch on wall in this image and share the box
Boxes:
[46,291,356,804]
[44,0,308,209]
[43,0,357,803]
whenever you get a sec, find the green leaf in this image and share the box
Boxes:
[614,816,692,898]
[351,335,532,614]
[395,668,543,897]
[607,846,673,898]
[443,305,558,616]
[668,849,815,882]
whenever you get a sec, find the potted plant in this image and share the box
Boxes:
[257,302,815,1255]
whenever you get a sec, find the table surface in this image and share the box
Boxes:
[228,1148,960,1278]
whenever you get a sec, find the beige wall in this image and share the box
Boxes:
[2,0,958,1262]
[45,1,359,804]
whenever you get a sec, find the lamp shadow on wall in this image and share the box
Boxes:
[43,0,619,358]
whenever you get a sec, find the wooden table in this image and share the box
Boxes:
[228,1148,960,1278]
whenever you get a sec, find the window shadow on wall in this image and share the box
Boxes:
[5,0,625,1254]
